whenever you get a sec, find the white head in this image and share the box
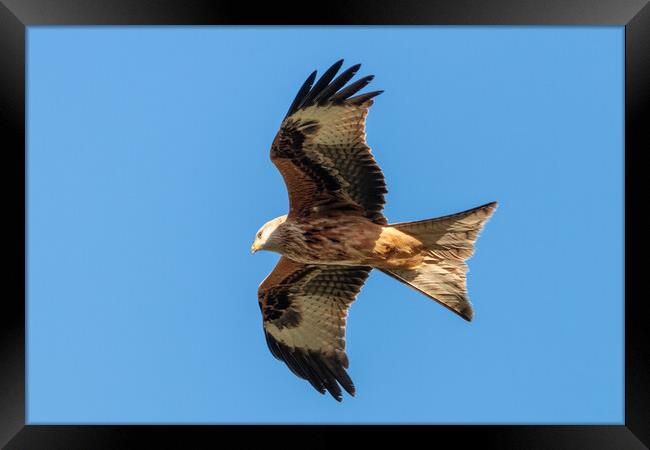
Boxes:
[251,215,287,254]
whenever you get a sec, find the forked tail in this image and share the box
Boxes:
[381,201,497,321]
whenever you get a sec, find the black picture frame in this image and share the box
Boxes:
[1,1,647,448]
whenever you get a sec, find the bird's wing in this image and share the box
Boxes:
[258,256,371,401]
[270,60,388,224]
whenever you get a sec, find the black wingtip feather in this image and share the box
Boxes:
[285,70,317,118]
[324,358,356,396]
[305,351,342,400]
[298,59,344,110]
[330,75,374,103]
[314,63,362,105]
[265,330,355,401]
[347,90,384,105]
[286,60,382,117]
[294,351,328,394]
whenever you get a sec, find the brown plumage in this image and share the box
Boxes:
[252,60,497,401]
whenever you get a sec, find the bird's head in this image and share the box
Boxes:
[251,215,287,254]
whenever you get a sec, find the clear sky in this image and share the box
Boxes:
[27,26,624,423]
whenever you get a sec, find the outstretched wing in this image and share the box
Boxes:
[258,257,371,401]
[270,59,388,224]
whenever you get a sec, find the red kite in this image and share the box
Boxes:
[252,60,497,401]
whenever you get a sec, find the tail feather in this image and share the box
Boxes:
[382,202,497,321]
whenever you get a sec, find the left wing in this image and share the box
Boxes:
[258,256,371,401]
[270,59,388,224]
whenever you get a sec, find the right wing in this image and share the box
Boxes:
[258,256,371,401]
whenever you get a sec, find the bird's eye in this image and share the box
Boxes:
[257,232,262,238]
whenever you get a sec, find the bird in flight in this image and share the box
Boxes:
[252,59,497,401]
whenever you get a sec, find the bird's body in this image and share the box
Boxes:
[268,214,423,269]
[251,60,497,401]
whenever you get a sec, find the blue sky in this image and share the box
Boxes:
[27,26,624,423]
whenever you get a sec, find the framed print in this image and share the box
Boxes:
[1,0,648,448]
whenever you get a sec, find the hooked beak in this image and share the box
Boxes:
[251,242,260,254]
